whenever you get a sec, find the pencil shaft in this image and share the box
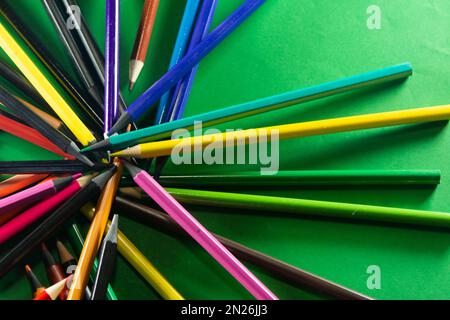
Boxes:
[0,21,96,146]
[151,170,441,187]
[0,174,48,198]
[155,0,200,125]
[68,160,122,300]
[67,223,118,300]
[81,204,184,300]
[166,188,450,228]
[91,63,412,152]
[0,160,110,174]
[126,163,277,300]
[109,0,266,134]
[104,0,120,134]
[42,0,103,108]
[121,104,450,158]
[115,196,371,300]
[0,1,104,131]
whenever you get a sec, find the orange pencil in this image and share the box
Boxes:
[129,0,160,90]
[67,158,123,300]
[0,174,48,198]
[25,264,45,298]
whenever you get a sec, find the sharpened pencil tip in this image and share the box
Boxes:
[129,82,135,91]
[82,139,111,153]
[108,113,131,136]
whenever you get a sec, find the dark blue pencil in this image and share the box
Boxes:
[108,0,267,135]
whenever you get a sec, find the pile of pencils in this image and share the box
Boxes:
[0,0,449,300]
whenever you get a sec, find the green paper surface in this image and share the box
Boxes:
[1,0,450,300]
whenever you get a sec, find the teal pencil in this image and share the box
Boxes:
[83,63,413,152]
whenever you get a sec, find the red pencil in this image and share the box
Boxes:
[129,0,160,90]
[33,276,72,300]
[0,112,73,158]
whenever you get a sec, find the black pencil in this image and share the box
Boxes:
[60,0,132,120]
[115,196,373,300]
[0,168,115,277]
[41,0,104,109]
[0,59,49,111]
[0,1,104,133]
[0,160,111,174]
[91,214,118,300]
[0,86,94,166]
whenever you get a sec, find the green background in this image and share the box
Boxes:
[1,0,450,300]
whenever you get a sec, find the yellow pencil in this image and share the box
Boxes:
[111,104,450,158]
[67,159,122,300]
[0,22,96,146]
[81,204,184,300]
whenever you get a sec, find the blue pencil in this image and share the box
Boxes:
[154,0,201,126]
[164,0,218,123]
[154,0,218,178]
[108,0,267,135]
[104,0,120,136]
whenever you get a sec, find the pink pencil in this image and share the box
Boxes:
[0,176,91,244]
[123,161,278,300]
[0,174,81,215]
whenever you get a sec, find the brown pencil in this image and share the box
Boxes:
[41,243,68,300]
[129,0,160,90]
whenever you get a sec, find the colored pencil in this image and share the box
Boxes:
[0,174,48,198]
[0,176,90,245]
[84,63,413,152]
[153,0,218,178]
[159,188,450,229]
[91,214,118,300]
[109,0,267,134]
[81,204,183,300]
[0,2,104,132]
[14,96,73,139]
[0,174,79,215]
[129,0,160,90]
[0,21,97,146]
[0,86,94,165]
[0,168,115,276]
[56,241,77,277]
[65,226,118,300]
[42,0,103,108]
[112,104,450,158]
[154,0,201,125]
[0,160,111,175]
[68,159,122,300]
[61,0,129,116]
[124,170,440,187]
[0,59,49,109]
[163,0,217,124]
[41,243,68,299]
[104,0,120,135]
[116,196,372,300]
[33,276,71,300]
[0,109,72,158]
[25,264,45,298]
[123,161,277,300]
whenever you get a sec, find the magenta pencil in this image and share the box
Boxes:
[0,176,91,244]
[0,174,81,215]
[123,161,277,300]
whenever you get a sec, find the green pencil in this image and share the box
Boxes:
[128,170,440,187]
[120,187,450,228]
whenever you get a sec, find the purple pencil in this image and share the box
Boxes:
[104,0,120,136]
[0,174,81,215]
[123,161,278,300]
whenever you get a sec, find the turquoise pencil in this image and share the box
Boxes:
[84,62,412,152]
